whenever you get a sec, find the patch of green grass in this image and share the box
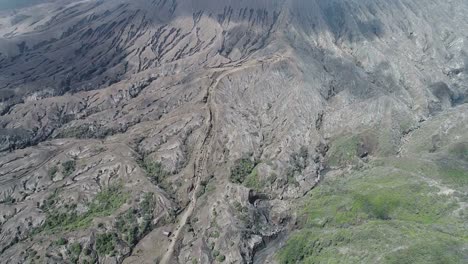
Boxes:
[90,185,128,215]
[376,131,395,156]
[279,159,467,263]
[385,156,468,187]
[353,192,401,220]
[384,239,466,264]
[437,166,468,186]
[327,136,360,167]
[229,158,255,184]
[244,168,263,191]
[302,166,456,227]
[279,221,467,264]
[38,185,127,233]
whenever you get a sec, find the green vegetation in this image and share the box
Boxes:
[24,248,39,263]
[289,147,309,173]
[116,210,141,246]
[58,126,92,139]
[212,249,226,262]
[95,232,117,256]
[140,158,174,193]
[384,239,466,264]
[21,248,41,264]
[437,166,468,186]
[243,168,263,190]
[229,158,255,184]
[327,135,360,167]
[37,185,127,233]
[216,254,226,262]
[232,200,250,227]
[381,157,468,187]
[116,192,156,247]
[209,230,220,238]
[69,242,82,255]
[278,157,468,263]
[48,166,58,180]
[141,158,169,183]
[197,176,218,198]
[285,147,309,186]
[1,194,15,205]
[55,237,68,246]
[61,160,76,177]
[196,180,208,198]
[278,223,467,264]
[68,242,82,263]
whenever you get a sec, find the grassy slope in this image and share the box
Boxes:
[279,160,467,263]
[279,107,468,263]
[38,185,128,233]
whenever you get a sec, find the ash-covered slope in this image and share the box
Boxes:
[0,0,467,263]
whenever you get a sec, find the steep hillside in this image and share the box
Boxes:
[0,0,467,263]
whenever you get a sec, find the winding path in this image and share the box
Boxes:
[160,56,286,263]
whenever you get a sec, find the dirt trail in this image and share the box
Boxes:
[160,56,286,263]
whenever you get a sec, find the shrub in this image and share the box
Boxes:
[244,169,262,190]
[230,158,255,184]
[290,146,309,172]
[95,233,117,256]
[141,158,169,184]
[48,166,58,179]
[83,247,92,256]
[55,237,68,246]
[69,242,82,263]
[62,160,76,177]
[216,254,226,262]
[69,242,82,256]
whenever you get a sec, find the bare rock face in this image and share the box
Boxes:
[0,0,467,263]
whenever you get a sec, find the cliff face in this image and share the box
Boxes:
[0,1,467,263]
